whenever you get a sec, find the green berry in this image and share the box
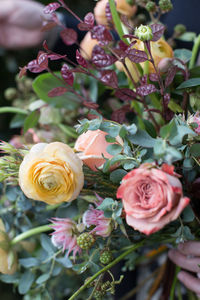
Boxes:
[100,250,113,265]
[135,25,153,41]
[146,1,156,13]
[76,233,95,249]
[174,24,186,35]
[159,0,173,12]
[4,88,17,101]
[93,289,105,300]
[101,281,110,291]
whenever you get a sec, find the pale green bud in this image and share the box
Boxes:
[135,25,153,41]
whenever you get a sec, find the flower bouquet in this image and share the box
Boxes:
[0,0,200,299]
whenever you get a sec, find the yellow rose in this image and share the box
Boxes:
[19,142,84,205]
[134,38,173,73]
[80,31,99,60]
[0,219,18,275]
[94,0,137,26]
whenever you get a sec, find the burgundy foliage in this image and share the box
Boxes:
[111,105,131,124]
[91,25,113,44]
[61,64,74,86]
[165,66,178,88]
[100,70,118,89]
[37,51,48,70]
[78,12,95,31]
[149,73,159,82]
[48,87,68,97]
[76,50,88,68]
[105,1,112,22]
[43,3,61,14]
[92,50,117,68]
[136,84,157,96]
[126,48,148,63]
[115,88,137,101]
[150,24,165,42]
[26,60,47,73]
[60,28,78,46]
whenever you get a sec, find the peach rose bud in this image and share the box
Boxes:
[74,129,122,171]
[19,142,84,205]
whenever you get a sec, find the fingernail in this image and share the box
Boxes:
[177,272,184,281]
[168,249,175,259]
[178,243,184,251]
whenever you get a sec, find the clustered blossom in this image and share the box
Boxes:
[83,205,112,237]
[50,218,81,258]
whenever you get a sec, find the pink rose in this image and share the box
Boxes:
[117,164,190,235]
[74,129,122,171]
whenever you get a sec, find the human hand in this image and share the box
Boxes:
[168,241,200,298]
[0,0,48,49]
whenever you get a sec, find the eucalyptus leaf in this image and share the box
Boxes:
[18,271,35,295]
[110,169,127,183]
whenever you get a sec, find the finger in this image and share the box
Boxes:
[168,249,200,273]
[178,241,200,257]
[178,271,200,296]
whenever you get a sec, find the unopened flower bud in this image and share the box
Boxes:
[174,24,186,36]
[145,1,156,13]
[135,25,153,41]
[4,88,17,101]
[158,57,173,73]
[159,0,173,12]
[100,250,113,265]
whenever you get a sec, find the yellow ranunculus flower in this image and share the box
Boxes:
[19,142,84,205]
[134,38,173,73]
[0,219,18,275]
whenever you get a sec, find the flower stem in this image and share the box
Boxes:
[169,266,181,300]
[0,107,28,115]
[189,34,200,69]
[11,225,51,245]
[68,240,145,300]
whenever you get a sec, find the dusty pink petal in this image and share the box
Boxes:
[126,197,190,235]
[78,154,106,171]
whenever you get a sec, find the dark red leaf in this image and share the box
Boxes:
[48,87,67,97]
[136,84,157,96]
[165,66,178,88]
[92,52,117,68]
[118,40,129,51]
[77,22,91,31]
[60,28,78,46]
[141,75,148,85]
[48,53,66,60]
[100,70,118,88]
[76,50,88,68]
[84,12,95,28]
[61,64,74,86]
[111,105,131,124]
[92,45,105,57]
[126,48,148,63]
[150,24,165,42]
[83,101,99,109]
[105,1,112,22]
[37,51,48,69]
[120,15,133,30]
[115,88,137,101]
[91,25,113,45]
[149,73,159,82]
[123,34,135,39]
[43,40,49,51]
[43,2,61,14]
[27,60,46,73]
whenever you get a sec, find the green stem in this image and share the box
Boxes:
[169,266,181,300]
[68,240,145,300]
[0,107,28,115]
[189,34,200,69]
[11,225,51,245]
[57,123,78,139]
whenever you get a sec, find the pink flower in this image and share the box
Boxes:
[117,164,190,235]
[83,205,112,237]
[188,112,200,134]
[50,218,81,258]
[74,129,122,171]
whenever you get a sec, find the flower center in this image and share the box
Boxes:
[40,174,57,191]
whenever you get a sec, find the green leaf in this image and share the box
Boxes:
[178,32,196,42]
[105,135,117,143]
[36,273,50,284]
[174,49,192,63]
[182,206,195,223]
[19,257,40,268]
[169,124,196,145]
[190,143,200,157]
[160,119,176,139]
[32,73,78,109]
[128,129,156,148]
[0,273,19,284]
[168,100,183,113]
[97,198,115,211]
[18,271,35,295]
[176,78,200,89]
[100,122,120,137]
[110,169,127,183]
[10,114,27,129]
[106,144,122,155]
[23,110,40,133]
[40,234,55,256]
